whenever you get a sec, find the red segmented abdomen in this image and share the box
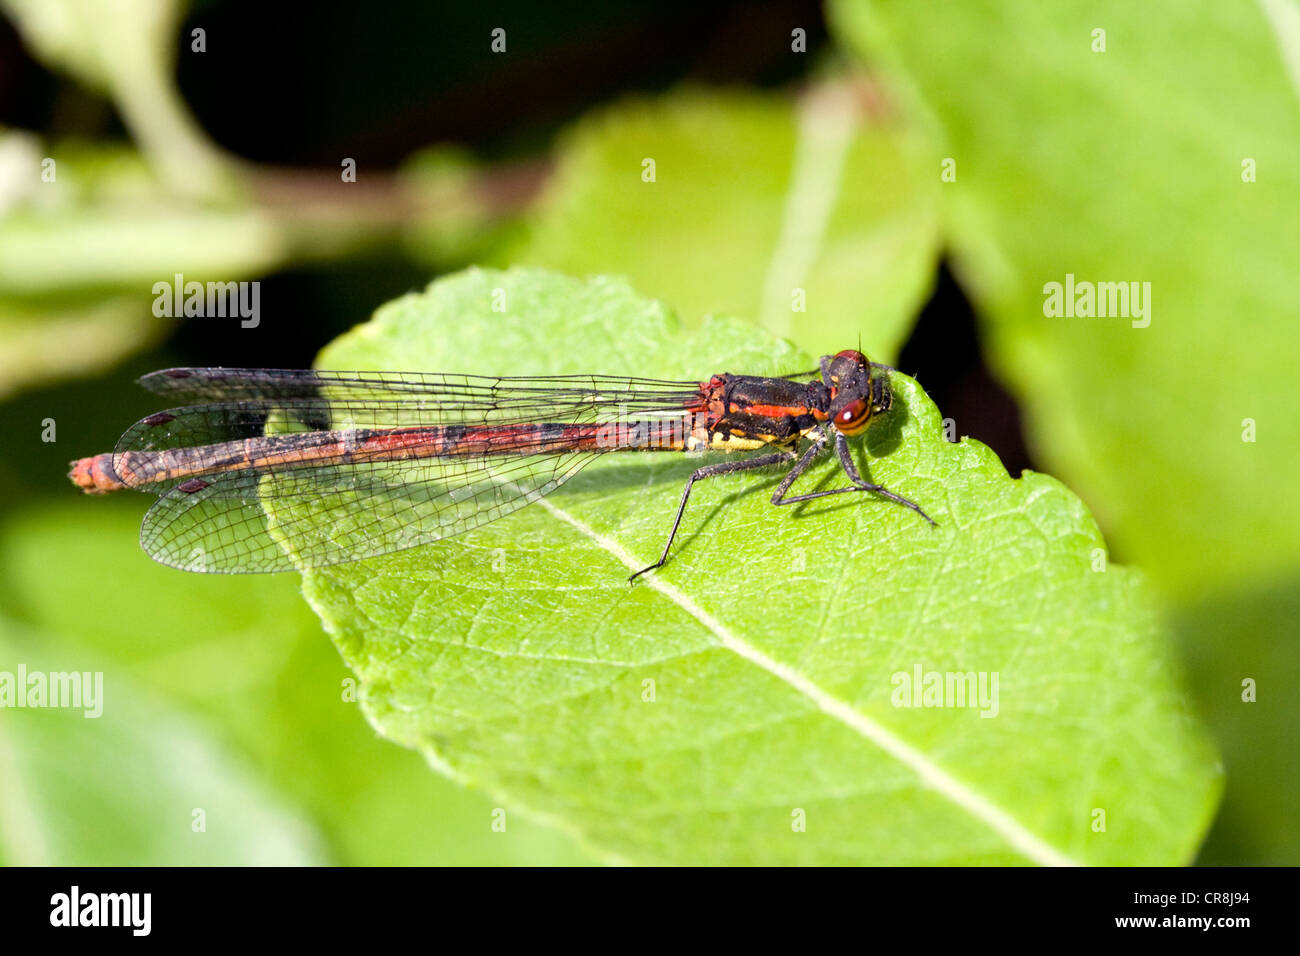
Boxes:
[69,421,650,494]
[69,452,123,493]
[359,423,607,458]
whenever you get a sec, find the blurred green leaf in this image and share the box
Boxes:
[0,206,287,294]
[501,83,941,361]
[0,502,596,864]
[0,296,166,399]
[277,267,1219,865]
[0,135,285,294]
[0,618,328,865]
[0,132,283,395]
[399,144,527,267]
[1,0,230,196]
[1174,576,1299,865]
[0,129,421,396]
[830,0,1300,601]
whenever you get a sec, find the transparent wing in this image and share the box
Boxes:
[140,450,602,573]
[136,367,700,412]
[116,367,704,571]
[113,368,701,495]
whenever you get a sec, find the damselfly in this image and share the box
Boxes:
[69,349,935,577]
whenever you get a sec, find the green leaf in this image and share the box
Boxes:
[1174,580,1299,865]
[829,0,1300,865]
[0,296,166,400]
[828,0,1300,601]
[288,266,1218,865]
[0,502,597,865]
[1,0,231,197]
[0,132,283,394]
[500,84,941,361]
[0,617,328,866]
[399,145,526,268]
[0,135,284,295]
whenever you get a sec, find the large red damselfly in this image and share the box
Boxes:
[69,349,935,578]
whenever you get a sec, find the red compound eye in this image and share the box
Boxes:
[835,349,867,365]
[835,398,871,436]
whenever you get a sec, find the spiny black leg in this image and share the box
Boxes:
[833,433,936,525]
[833,431,866,483]
[629,450,795,582]
[772,432,936,526]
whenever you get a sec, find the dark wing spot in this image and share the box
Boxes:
[143,412,177,427]
[177,478,210,494]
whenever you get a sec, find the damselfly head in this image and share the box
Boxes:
[825,349,879,436]
[826,349,869,384]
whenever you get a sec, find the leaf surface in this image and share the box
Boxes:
[289,267,1218,865]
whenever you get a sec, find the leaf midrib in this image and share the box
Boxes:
[527,492,1082,867]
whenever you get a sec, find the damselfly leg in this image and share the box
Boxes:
[629,428,934,582]
[628,450,796,582]
[771,431,937,521]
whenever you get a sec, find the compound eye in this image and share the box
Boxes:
[835,398,871,436]
[835,349,868,366]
